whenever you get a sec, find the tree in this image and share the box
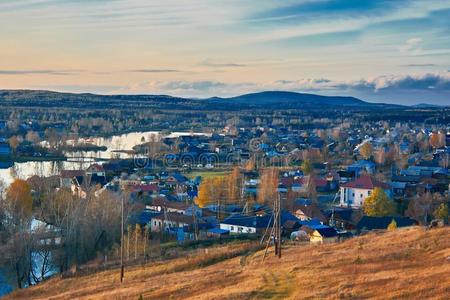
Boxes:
[257,168,278,205]
[134,224,141,259]
[406,192,444,225]
[195,178,215,208]
[227,167,242,204]
[362,188,395,217]
[301,159,313,175]
[6,179,33,219]
[433,203,449,222]
[25,130,40,144]
[374,148,386,166]
[359,142,373,160]
[429,132,443,149]
[9,136,20,154]
[387,219,397,231]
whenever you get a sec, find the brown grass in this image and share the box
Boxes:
[6,227,450,300]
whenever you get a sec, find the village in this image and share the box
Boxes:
[13,121,450,240]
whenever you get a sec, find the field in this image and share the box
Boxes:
[6,227,450,300]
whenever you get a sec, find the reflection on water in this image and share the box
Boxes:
[0,131,209,185]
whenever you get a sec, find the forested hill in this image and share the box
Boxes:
[0,89,402,110]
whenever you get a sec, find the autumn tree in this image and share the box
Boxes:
[387,219,397,231]
[257,168,278,205]
[374,148,386,166]
[6,179,33,219]
[227,166,242,204]
[8,136,20,154]
[300,175,317,202]
[195,177,227,208]
[0,179,35,288]
[406,193,439,225]
[433,203,449,222]
[363,188,396,217]
[359,142,373,160]
[301,159,313,175]
[25,130,40,144]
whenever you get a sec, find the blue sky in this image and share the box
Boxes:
[0,0,449,105]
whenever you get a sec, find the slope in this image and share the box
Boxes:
[5,227,450,300]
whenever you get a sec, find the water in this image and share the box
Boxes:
[0,131,209,185]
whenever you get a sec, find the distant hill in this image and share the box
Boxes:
[6,227,450,299]
[0,89,419,110]
[411,103,444,108]
[207,91,373,107]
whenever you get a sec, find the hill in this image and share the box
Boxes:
[207,91,373,107]
[6,226,450,299]
[0,89,402,111]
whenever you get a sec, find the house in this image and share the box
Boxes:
[347,160,376,176]
[327,207,363,231]
[301,224,338,243]
[220,214,272,234]
[86,163,106,177]
[147,197,194,215]
[60,170,85,188]
[340,175,391,208]
[357,216,417,232]
[150,212,199,233]
[292,198,326,223]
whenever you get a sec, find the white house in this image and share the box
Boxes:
[219,214,272,234]
[150,212,195,233]
[340,175,391,208]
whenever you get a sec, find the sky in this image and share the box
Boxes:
[0,0,450,105]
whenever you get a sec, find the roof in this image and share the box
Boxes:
[132,184,159,193]
[221,214,272,229]
[152,212,197,224]
[151,197,189,211]
[357,216,417,231]
[341,175,390,190]
[315,227,338,238]
[293,201,327,222]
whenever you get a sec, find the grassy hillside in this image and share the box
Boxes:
[6,227,450,299]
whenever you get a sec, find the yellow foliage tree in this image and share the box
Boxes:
[195,178,214,208]
[387,219,397,231]
[359,142,373,160]
[301,159,313,175]
[433,203,449,222]
[227,167,242,204]
[363,187,396,217]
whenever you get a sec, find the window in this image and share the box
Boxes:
[352,193,355,197]
[368,191,372,195]
[360,194,363,198]
[230,226,234,231]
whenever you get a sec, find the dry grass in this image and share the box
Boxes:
[6,227,450,300]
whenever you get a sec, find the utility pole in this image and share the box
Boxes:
[120,194,124,283]
[277,193,281,259]
[262,192,282,261]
